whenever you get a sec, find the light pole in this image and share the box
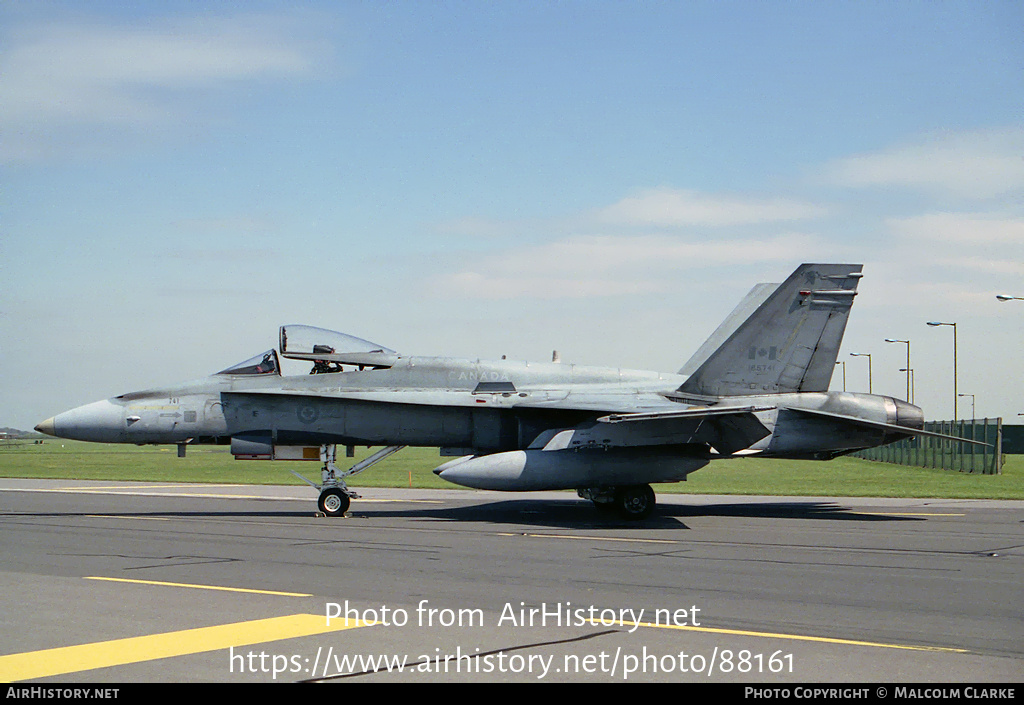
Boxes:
[885,338,911,402]
[899,368,915,404]
[927,321,958,419]
[996,295,1023,302]
[850,353,872,394]
[836,360,846,392]
[958,394,975,420]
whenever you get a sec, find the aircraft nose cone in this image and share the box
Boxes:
[43,400,127,442]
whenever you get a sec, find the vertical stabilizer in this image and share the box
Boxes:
[677,264,863,397]
[679,282,777,376]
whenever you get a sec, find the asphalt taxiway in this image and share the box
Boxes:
[0,479,1021,682]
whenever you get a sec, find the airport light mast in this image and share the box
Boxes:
[849,353,872,394]
[899,368,915,404]
[885,338,911,402]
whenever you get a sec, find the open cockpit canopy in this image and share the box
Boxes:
[278,325,399,369]
[215,326,397,376]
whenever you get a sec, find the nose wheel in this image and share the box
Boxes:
[318,488,350,517]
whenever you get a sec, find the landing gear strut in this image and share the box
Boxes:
[578,483,657,520]
[291,444,406,517]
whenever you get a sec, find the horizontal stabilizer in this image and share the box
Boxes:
[787,407,993,446]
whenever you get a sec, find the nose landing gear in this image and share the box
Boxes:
[290,444,406,517]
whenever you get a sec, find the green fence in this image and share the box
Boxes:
[1000,424,1024,455]
[853,418,1003,474]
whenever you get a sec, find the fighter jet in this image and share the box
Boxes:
[35,264,960,519]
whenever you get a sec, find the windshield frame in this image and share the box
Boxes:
[215,349,281,376]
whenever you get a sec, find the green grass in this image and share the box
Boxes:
[2,440,1022,499]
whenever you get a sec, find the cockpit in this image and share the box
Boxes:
[215,325,398,376]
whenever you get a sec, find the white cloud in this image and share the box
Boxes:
[434,271,664,299]
[887,212,1024,245]
[425,185,846,300]
[929,256,1024,277]
[429,232,824,299]
[0,13,327,160]
[825,128,1024,199]
[595,188,829,227]
[885,211,1024,275]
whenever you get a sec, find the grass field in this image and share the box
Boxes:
[1,440,1022,500]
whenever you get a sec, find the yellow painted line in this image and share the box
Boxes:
[80,491,292,501]
[0,613,373,682]
[598,620,966,653]
[85,576,312,597]
[498,532,678,544]
[85,514,174,521]
[358,499,444,504]
[0,487,282,500]
[19,483,245,490]
[73,484,246,489]
[71,489,274,499]
[0,487,441,503]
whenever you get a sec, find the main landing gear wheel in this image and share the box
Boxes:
[615,484,656,520]
[318,488,350,517]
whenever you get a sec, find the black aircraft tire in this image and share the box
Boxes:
[615,484,656,520]
[318,489,350,517]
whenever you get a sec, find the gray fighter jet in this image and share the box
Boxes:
[35,264,958,519]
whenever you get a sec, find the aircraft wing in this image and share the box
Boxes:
[534,405,775,456]
[785,407,993,446]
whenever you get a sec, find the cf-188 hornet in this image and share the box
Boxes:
[36,264,961,519]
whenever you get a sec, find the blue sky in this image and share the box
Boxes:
[2,0,1022,431]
